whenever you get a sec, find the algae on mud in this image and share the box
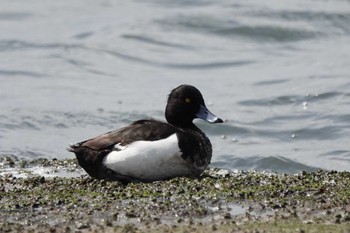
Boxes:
[0,158,350,232]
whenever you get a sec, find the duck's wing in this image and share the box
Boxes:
[69,120,176,151]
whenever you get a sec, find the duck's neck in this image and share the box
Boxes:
[173,121,201,132]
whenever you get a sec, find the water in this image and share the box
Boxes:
[1,0,350,173]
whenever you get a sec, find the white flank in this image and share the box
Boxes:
[103,134,192,180]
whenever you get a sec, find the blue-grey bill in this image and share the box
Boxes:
[196,105,223,123]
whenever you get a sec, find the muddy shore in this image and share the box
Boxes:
[0,158,349,232]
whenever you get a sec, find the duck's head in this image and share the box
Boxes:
[165,84,223,127]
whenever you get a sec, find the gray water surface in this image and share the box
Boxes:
[1,0,350,173]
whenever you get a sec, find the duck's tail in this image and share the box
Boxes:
[67,143,81,153]
[67,143,110,180]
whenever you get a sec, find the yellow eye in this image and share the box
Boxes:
[185,98,191,103]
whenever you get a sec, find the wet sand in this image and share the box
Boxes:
[0,158,349,232]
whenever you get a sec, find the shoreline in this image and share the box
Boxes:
[1,158,349,232]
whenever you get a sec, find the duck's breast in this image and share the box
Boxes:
[103,134,192,180]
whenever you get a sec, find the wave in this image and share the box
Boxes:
[212,155,320,174]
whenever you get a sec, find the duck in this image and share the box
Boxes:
[68,84,223,183]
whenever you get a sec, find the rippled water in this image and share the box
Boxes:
[1,0,350,173]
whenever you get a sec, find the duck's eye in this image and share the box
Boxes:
[185,98,191,103]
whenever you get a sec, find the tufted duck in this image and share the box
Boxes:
[68,84,223,183]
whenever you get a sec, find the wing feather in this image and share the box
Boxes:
[77,120,176,150]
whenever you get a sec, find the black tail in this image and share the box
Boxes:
[67,142,82,153]
[67,143,110,180]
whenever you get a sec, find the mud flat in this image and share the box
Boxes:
[0,157,349,232]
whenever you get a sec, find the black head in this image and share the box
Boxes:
[165,84,223,127]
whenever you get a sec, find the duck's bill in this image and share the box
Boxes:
[196,105,223,123]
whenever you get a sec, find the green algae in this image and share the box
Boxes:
[0,158,349,232]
